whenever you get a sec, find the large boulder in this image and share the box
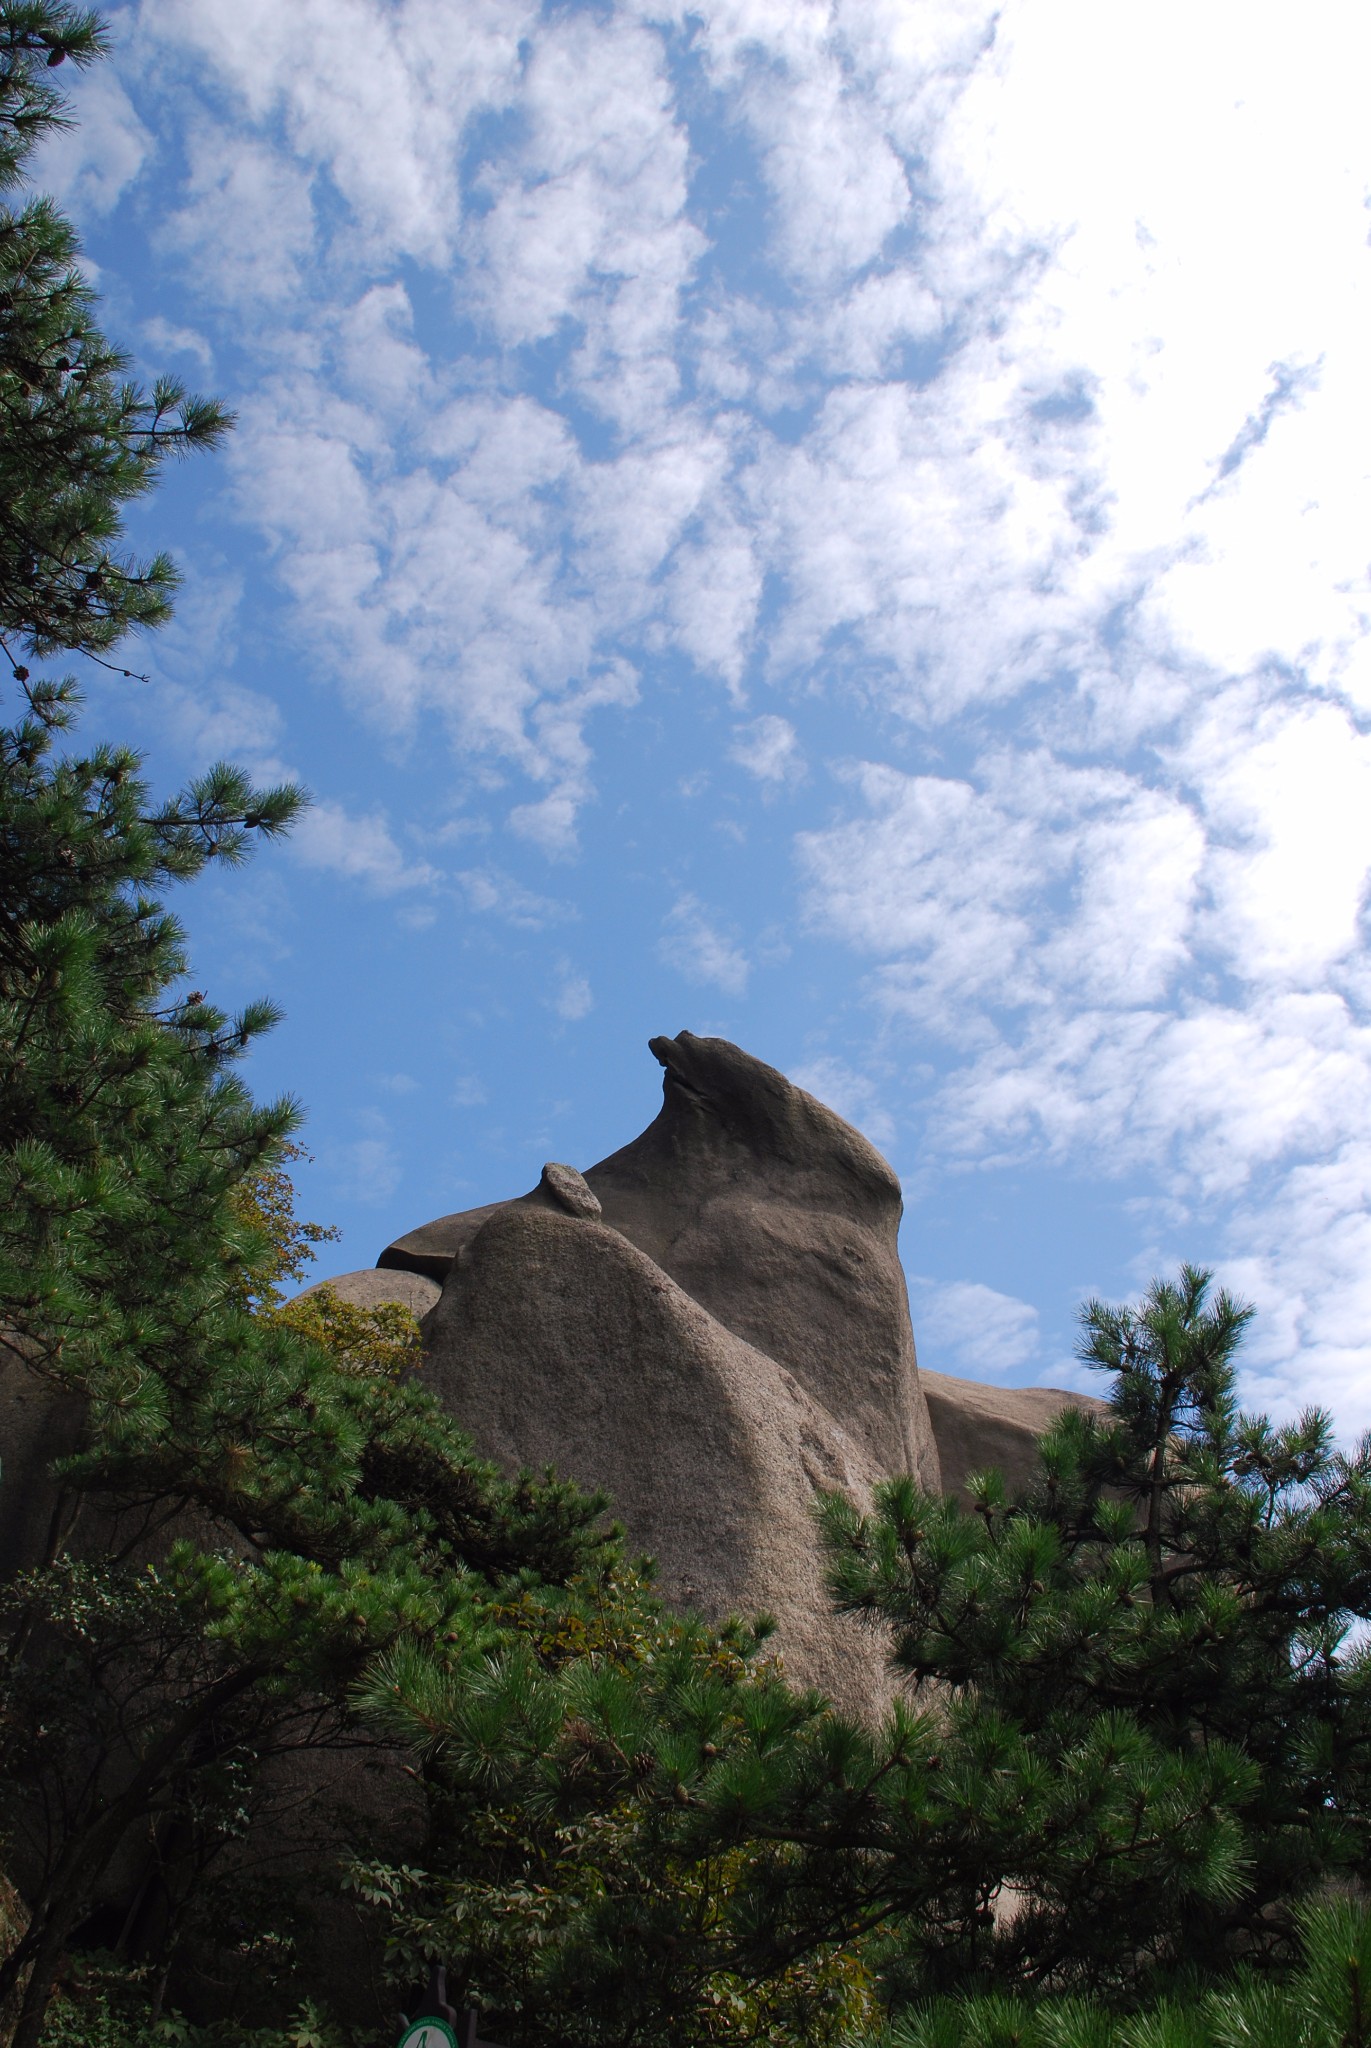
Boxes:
[385,1032,939,1491]
[379,1033,942,1701]
[583,1034,936,1486]
[421,1201,892,1717]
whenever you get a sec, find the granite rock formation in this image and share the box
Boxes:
[387,1035,938,1462]
[369,1034,938,1712]
[919,1369,1101,1502]
[422,1203,891,1713]
[358,1031,1102,1708]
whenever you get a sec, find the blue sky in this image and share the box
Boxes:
[38,0,1371,1432]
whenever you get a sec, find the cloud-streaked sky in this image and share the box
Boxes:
[45,0,1371,1432]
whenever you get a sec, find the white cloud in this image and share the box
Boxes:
[327,1133,401,1206]
[113,0,1371,1432]
[221,369,648,841]
[33,65,152,215]
[550,960,594,1023]
[740,56,911,285]
[292,801,439,895]
[456,868,570,929]
[729,714,804,788]
[140,315,214,372]
[464,13,702,428]
[162,124,316,305]
[334,282,434,420]
[939,996,1371,1194]
[1183,691,1371,989]
[509,790,581,860]
[813,271,943,379]
[1226,1143,1371,1436]
[913,1279,1041,1381]
[665,516,764,690]
[150,677,285,779]
[142,0,533,266]
[800,754,1203,1027]
[659,894,750,997]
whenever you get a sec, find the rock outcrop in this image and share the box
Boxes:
[372,1034,942,1712]
[362,1031,1100,1705]
[0,1030,1108,2023]
[421,1202,891,1715]
[384,1033,939,1484]
[919,1369,1099,1501]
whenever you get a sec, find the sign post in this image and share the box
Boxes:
[394,1964,504,2048]
[398,2024,457,2048]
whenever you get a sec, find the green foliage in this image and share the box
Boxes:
[348,1565,877,2048]
[0,657,613,2033]
[820,1267,1371,1997]
[1,18,1367,2045]
[37,1953,367,2047]
[0,3,230,661]
[0,15,614,2045]
[0,6,106,194]
[337,1268,1371,2043]
[861,1896,1371,2048]
[229,1143,342,1316]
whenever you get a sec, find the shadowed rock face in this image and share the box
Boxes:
[919,1370,1103,1502]
[0,1339,83,1577]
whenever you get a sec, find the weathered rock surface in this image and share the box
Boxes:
[421,1201,893,1717]
[297,1266,441,1317]
[376,1033,949,1700]
[584,1034,936,1486]
[379,1200,508,1283]
[2,1032,1105,1727]
[919,1369,1106,1501]
[538,1161,602,1219]
[385,1032,938,1491]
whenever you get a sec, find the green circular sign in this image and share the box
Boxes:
[397,2023,458,2048]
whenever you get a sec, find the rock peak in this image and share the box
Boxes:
[642,1031,902,1210]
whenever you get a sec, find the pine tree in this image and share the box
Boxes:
[332,1273,1369,2046]
[349,1565,879,2048]
[820,1266,1371,1997]
[0,17,613,2043]
[0,4,231,663]
[0,666,613,2044]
